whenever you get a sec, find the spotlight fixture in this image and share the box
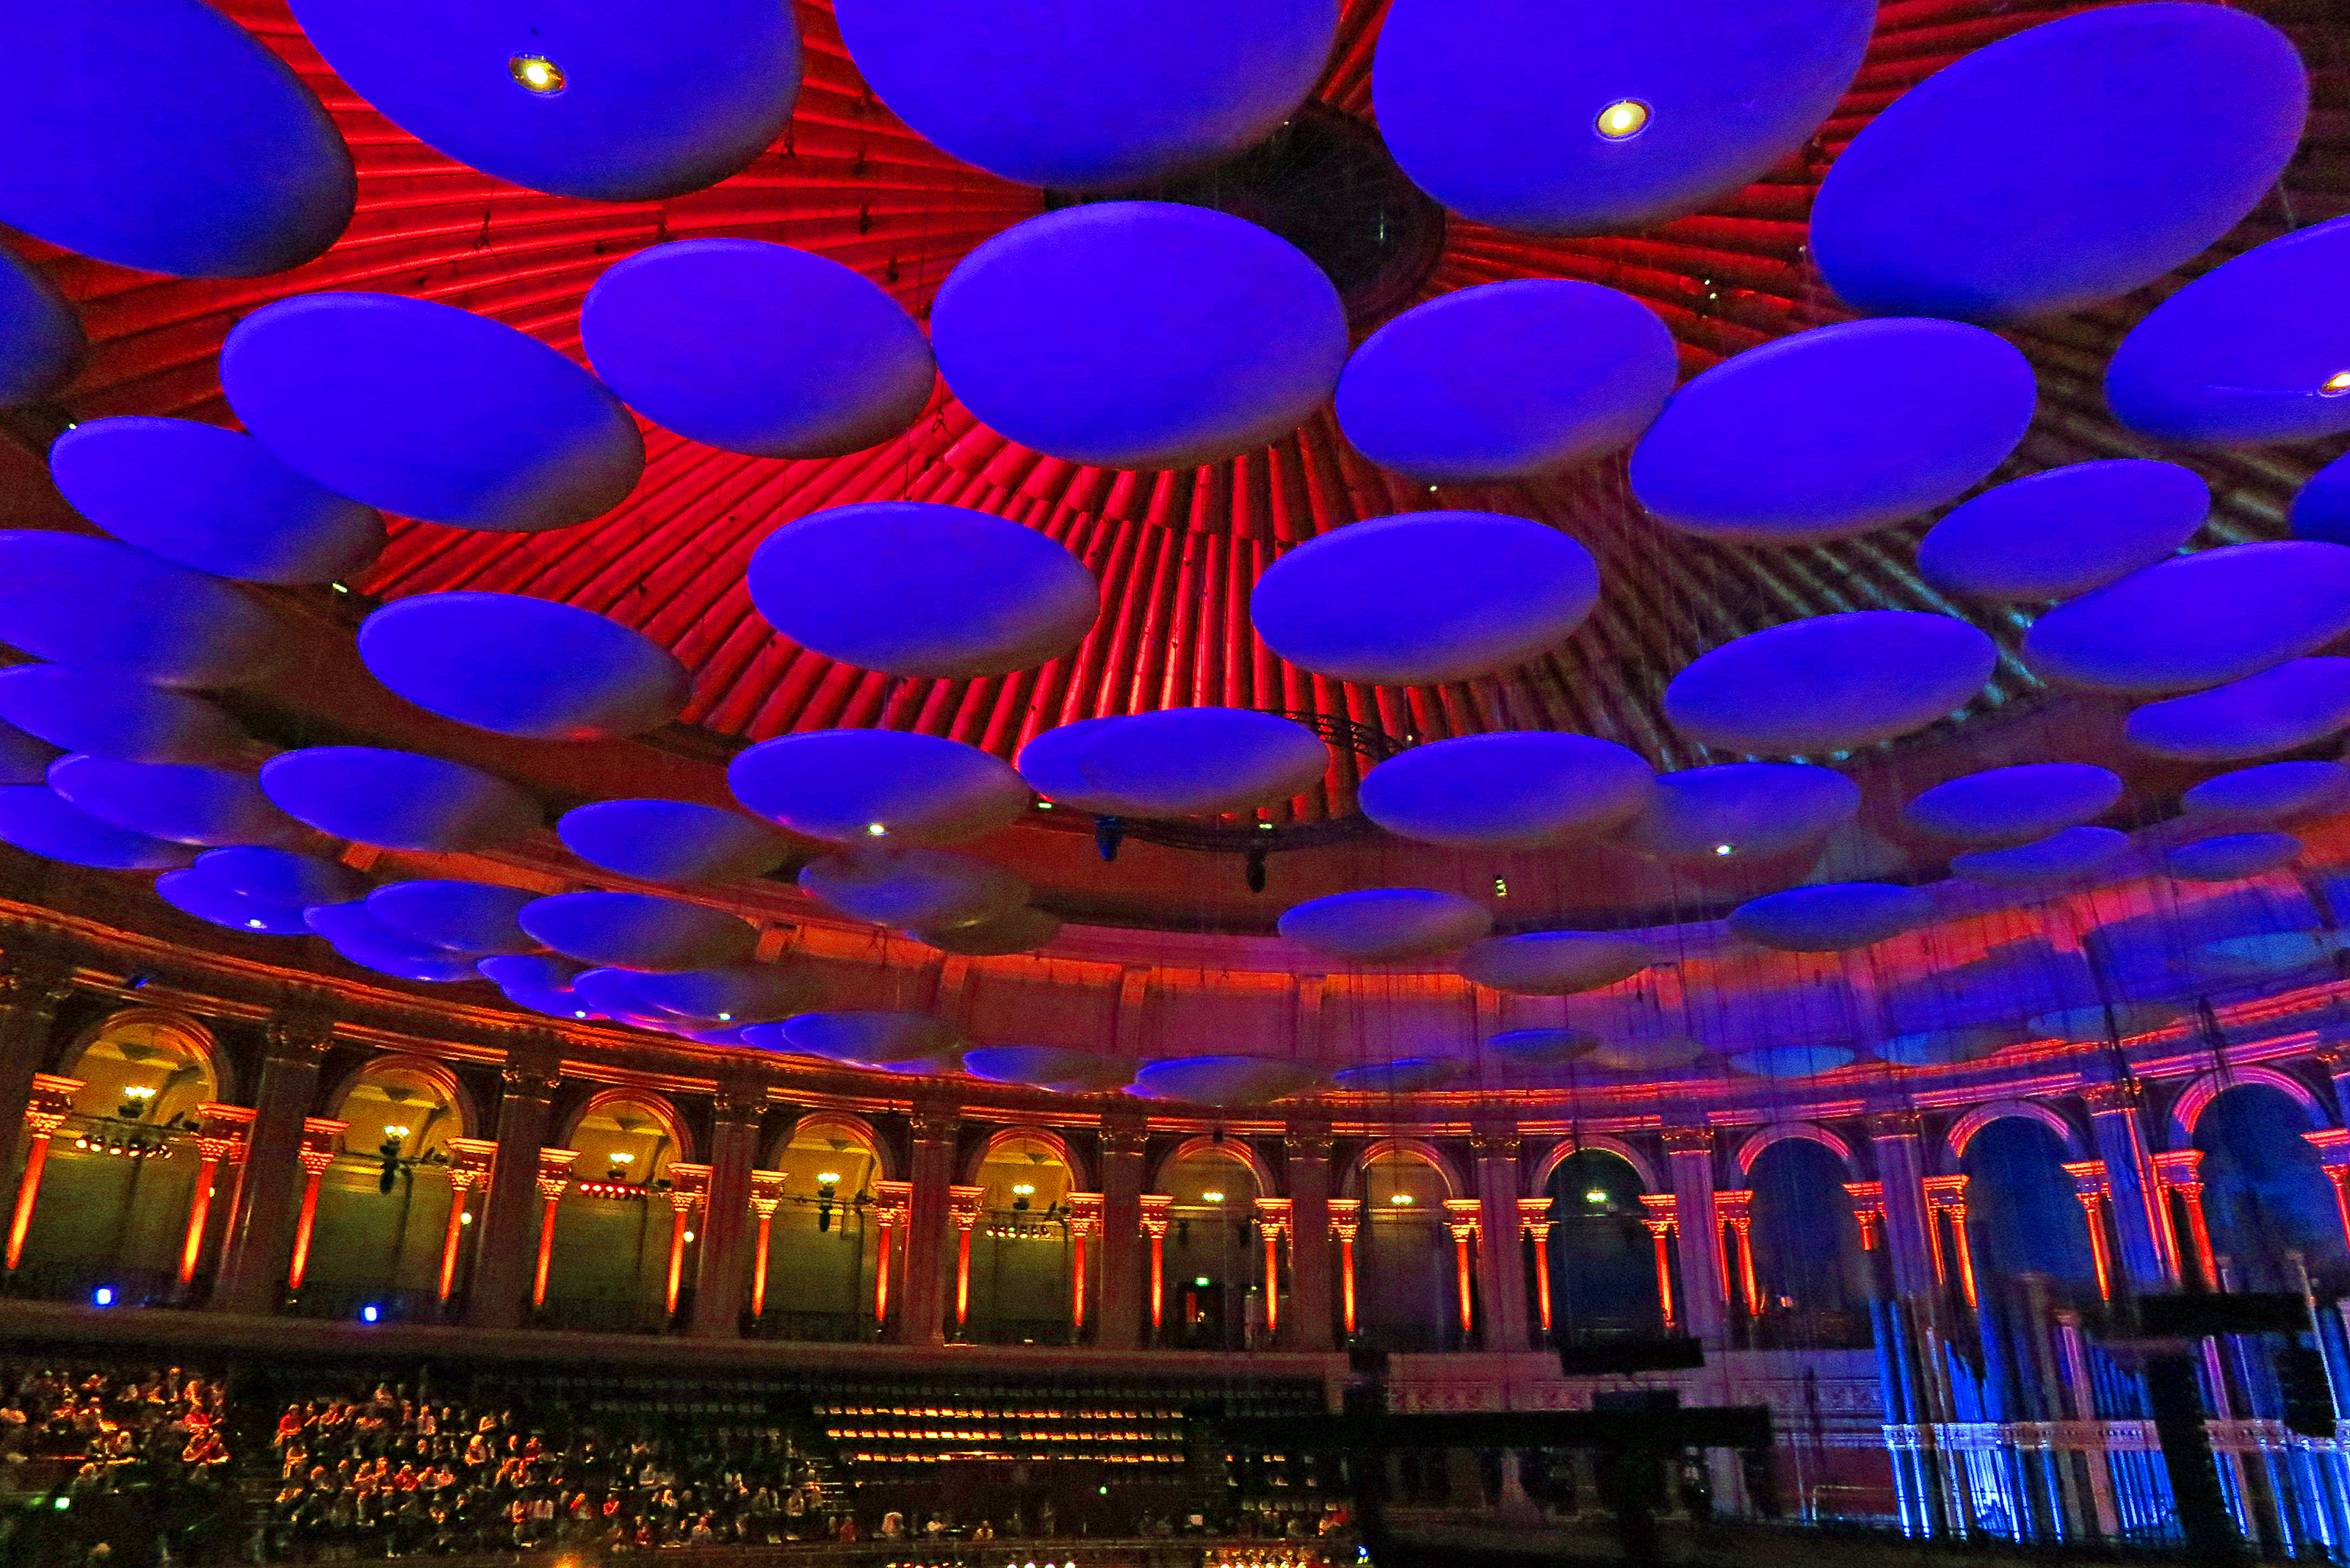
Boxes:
[1201,1190,1226,1204]
[1586,1188,1608,1204]
[1714,843,1735,856]
[1389,1193,1414,1206]
[1594,99,1652,141]
[508,54,565,95]
[865,822,889,837]
[2325,370,2350,397]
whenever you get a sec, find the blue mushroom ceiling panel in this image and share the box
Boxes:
[477,954,582,994]
[1373,0,1873,235]
[0,0,354,276]
[1483,1027,1602,1067]
[2023,541,2350,695]
[1664,611,1998,756]
[728,730,1030,846]
[48,418,383,585]
[1015,719,1133,817]
[2294,452,2350,546]
[1726,881,1933,953]
[1810,3,2307,322]
[258,746,542,852]
[1613,763,1860,864]
[1948,826,2133,890]
[1629,319,2035,543]
[0,785,198,871]
[356,591,689,740]
[834,0,1334,189]
[221,292,644,532]
[908,908,1062,955]
[625,965,817,1025]
[0,666,245,767]
[1729,1043,1855,1079]
[751,1010,962,1066]
[0,245,84,409]
[1587,1036,1703,1072]
[2105,214,2350,447]
[2028,1001,2180,1043]
[47,754,301,848]
[1129,1054,1326,1106]
[1916,460,2210,603]
[1276,887,1492,961]
[1458,931,1657,996]
[1875,1028,2011,1067]
[518,890,757,972]
[0,723,62,787]
[1899,762,2122,848]
[0,532,283,689]
[288,0,799,202]
[1333,1056,1466,1092]
[2163,830,2304,883]
[797,848,1028,931]
[2124,660,2350,763]
[581,239,933,460]
[555,799,789,886]
[748,502,1099,680]
[1334,281,1677,483]
[930,203,1347,470]
[2182,761,2350,829]
[194,845,365,908]
[153,867,309,935]
[1359,731,1655,850]
[1070,709,1329,818]
[365,880,540,957]
[1249,511,1600,687]
[961,1046,1136,1094]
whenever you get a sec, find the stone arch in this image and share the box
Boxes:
[1343,1137,1463,1199]
[2170,1067,2326,1144]
[561,1087,694,1167]
[1530,1135,1658,1195]
[1945,1100,2083,1166]
[767,1110,895,1181]
[964,1124,1089,1190]
[1734,1121,1854,1177]
[1152,1133,1276,1196]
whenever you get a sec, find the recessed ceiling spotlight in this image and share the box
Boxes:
[509,54,565,95]
[864,822,889,837]
[2324,370,2350,397]
[1713,842,1735,856]
[1594,99,1652,141]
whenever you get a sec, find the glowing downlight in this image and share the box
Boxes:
[1595,99,1650,140]
[508,54,565,95]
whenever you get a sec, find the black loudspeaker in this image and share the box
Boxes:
[2276,1344,2338,1439]
[1555,1337,1705,1377]
[2138,1292,2308,1338]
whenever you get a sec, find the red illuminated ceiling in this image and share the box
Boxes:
[12,0,2346,834]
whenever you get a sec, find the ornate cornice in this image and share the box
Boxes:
[1660,1124,1715,1155]
[2080,1080,2141,1116]
[1865,1109,1923,1141]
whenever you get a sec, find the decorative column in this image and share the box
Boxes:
[214,1008,333,1314]
[1442,1197,1482,1345]
[950,1183,984,1332]
[1923,1175,1978,1309]
[894,1107,958,1345]
[0,950,75,1188]
[1865,1110,1942,1298]
[4,1074,80,1273]
[1518,1197,1554,1337]
[1254,1196,1290,1341]
[2062,1160,2117,1302]
[178,1103,254,1287]
[529,1147,576,1309]
[464,1049,563,1329]
[746,1171,784,1320]
[1472,1132,1531,1351]
[1843,1181,1885,1254]
[1329,1199,1362,1339]
[1097,1119,1148,1348]
[2152,1149,2219,1290]
[690,1089,766,1337]
[2302,1131,2350,1256]
[873,1178,910,1329]
[1639,1194,1678,1331]
[1716,1189,1760,1316]
[283,1118,347,1292]
[1141,1193,1174,1338]
[437,1138,495,1307]
[2082,1080,2177,1290]
[1282,1130,1335,1351]
[1661,1126,1728,1343]
[662,1163,710,1319]
[1067,1191,1102,1335]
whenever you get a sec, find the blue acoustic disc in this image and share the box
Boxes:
[1916,460,2209,602]
[1811,4,2307,322]
[48,754,301,847]
[260,746,542,851]
[2125,660,2350,762]
[2024,541,2350,695]
[1727,882,1932,953]
[0,785,197,870]
[0,245,84,409]
[728,730,1030,847]
[1630,318,2036,543]
[556,798,789,885]
[358,592,689,740]
[0,532,283,689]
[1374,0,1873,235]
[49,418,383,585]
[289,0,798,202]
[0,0,353,276]
[1664,612,1997,756]
[0,665,245,765]
[930,203,1346,471]
[222,292,643,533]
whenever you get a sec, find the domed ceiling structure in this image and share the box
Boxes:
[0,0,2345,966]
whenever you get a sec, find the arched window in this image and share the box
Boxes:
[1962,1117,2097,1301]
[756,1117,885,1341]
[966,1132,1076,1344]
[297,1058,473,1322]
[1544,1149,1659,1345]
[2194,1083,2344,1292]
[1356,1147,1456,1353]
[1747,1138,1867,1347]
[1160,1144,1265,1351]
[545,1094,686,1332]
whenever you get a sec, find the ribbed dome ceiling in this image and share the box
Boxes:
[12,0,2344,837]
